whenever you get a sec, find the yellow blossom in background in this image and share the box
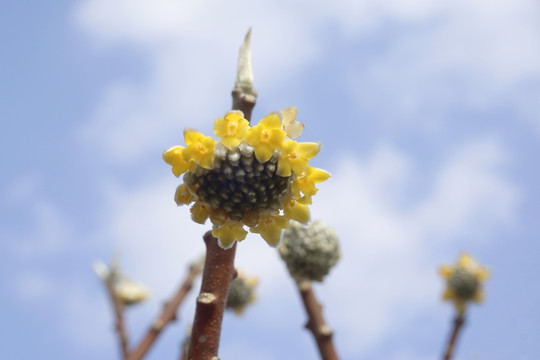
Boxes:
[440,253,490,314]
[93,260,151,307]
[163,108,328,248]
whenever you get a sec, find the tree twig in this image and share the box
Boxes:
[296,280,339,360]
[128,258,204,360]
[443,313,466,360]
[105,277,129,360]
[187,232,238,360]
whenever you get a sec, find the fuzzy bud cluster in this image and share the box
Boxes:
[226,271,258,314]
[440,253,490,314]
[279,221,340,282]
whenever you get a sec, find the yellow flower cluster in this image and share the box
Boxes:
[163,107,329,249]
[440,253,490,314]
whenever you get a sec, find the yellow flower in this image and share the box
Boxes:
[283,198,310,224]
[250,213,290,246]
[214,111,250,148]
[162,146,190,177]
[292,166,331,199]
[212,221,248,249]
[440,253,490,314]
[190,203,211,224]
[277,140,321,177]
[280,106,304,139]
[174,184,195,205]
[245,113,285,163]
[182,130,215,169]
[163,107,327,249]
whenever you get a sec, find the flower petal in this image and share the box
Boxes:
[280,106,303,139]
[174,184,195,205]
[283,199,310,224]
[190,203,210,224]
[254,144,275,163]
[258,112,282,129]
[296,142,321,159]
[213,222,247,249]
[163,146,190,176]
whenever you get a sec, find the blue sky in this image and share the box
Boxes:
[1,0,539,359]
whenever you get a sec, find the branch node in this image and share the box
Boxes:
[319,324,333,337]
[151,319,165,331]
[197,292,217,305]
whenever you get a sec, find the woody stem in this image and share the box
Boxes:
[443,312,466,360]
[297,280,339,360]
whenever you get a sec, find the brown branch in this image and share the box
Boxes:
[105,278,129,360]
[128,259,204,360]
[187,232,238,360]
[296,280,339,360]
[443,313,466,360]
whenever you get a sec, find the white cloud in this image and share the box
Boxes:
[344,0,540,126]
[410,138,518,242]
[77,136,517,358]
[15,272,55,301]
[63,285,112,349]
[73,0,540,162]
[2,175,70,256]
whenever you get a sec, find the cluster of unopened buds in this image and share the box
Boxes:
[280,221,340,282]
[226,270,258,314]
[163,106,329,249]
[440,253,490,314]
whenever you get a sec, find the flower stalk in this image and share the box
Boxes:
[188,232,238,360]
[297,280,339,360]
[105,276,129,360]
[442,313,465,360]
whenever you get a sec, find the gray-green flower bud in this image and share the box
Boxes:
[226,271,258,314]
[279,221,340,282]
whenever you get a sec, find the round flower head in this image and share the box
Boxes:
[440,253,490,314]
[279,221,340,282]
[226,271,258,314]
[163,108,329,249]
